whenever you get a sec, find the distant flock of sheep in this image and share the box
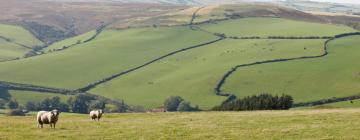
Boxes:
[36,109,103,128]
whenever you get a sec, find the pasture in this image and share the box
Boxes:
[0,26,216,89]
[200,17,356,37]
[0,24,43,61]
[0,17,357,109]
[1,109,360,139]
[92,39,326,109]
[222,36,360,104]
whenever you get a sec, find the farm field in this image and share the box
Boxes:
[0,16,357,109]
[0,40,28,61]
[200,18,356,37]
[1,109,360,139]
[0,27,217,89]
[222,35,360,103]
[8,90,71,105]
[0,24,43,61]
[92,39,326,109]
[43,30,97,52]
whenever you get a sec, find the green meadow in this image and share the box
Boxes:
[200,18,356,37]
[0,24,43,47]
[92,39,326,109]
[0,17,357,109]
[222,36,360,103]
[0,27,216,89]
[1,109,360,139]
[8,90,70,105]
[0,24,43,61]
[43,30,96,52]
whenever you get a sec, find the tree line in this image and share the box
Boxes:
[212,94,293,111]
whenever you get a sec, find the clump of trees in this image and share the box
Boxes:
[213,93,293,111]
[163,96,199,112]
[24,94,129,114]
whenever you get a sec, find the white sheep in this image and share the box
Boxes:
[89,110,103,121]
[36,109,60,128]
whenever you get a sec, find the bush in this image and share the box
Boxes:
[0,99,7,109]
[7,100,19,109]
[164,96,184,112]
[213,93,293,111]
[6,109,26,116]
[177,101,192,112]
[25,101,36,111]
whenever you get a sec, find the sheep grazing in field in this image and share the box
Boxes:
[36,109,60,129]
[90,110,103,121]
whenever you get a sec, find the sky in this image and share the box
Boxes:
[307,0,360,4]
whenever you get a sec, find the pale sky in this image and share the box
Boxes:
[296,0,360,4]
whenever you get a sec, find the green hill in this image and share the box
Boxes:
[222,35,360,104]
[1,16,358,109]
[0,24,43,61]
[0,26,217,89]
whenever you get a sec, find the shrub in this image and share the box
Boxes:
[6,109,26,116]
[177,101,192,112]
[164,96,184,112]
[25,101,36,111]
[7,99,19,109]
[213,93,293,111]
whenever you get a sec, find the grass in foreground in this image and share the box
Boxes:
[1,109,360,139]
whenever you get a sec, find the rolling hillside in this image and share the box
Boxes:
[0,2,359,110]
[0,24,43,61]
[222,35,360,104]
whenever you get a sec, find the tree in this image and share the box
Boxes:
[111,100,128,113]
[89,100,106,110]
[25,101,36,111]
[213,93,293,111]
[164,96,184,112]
[67,94,93,114]
[0,99,6,109]
[7,99,19,109]
[37,98,51,111]
[177,101,192,112]
[0,87,10,100]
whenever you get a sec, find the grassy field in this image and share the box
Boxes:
[0,17,356,109]
[1,109,360,139]
[92,39,326,109]
[0,40,28,61]
[9,90,71,105]
[43,30,96,52]
[200,18,356,37]
[222,35,360,103]
[0,24,43,47]
[0,26,216,89]
[0,24,43,61]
